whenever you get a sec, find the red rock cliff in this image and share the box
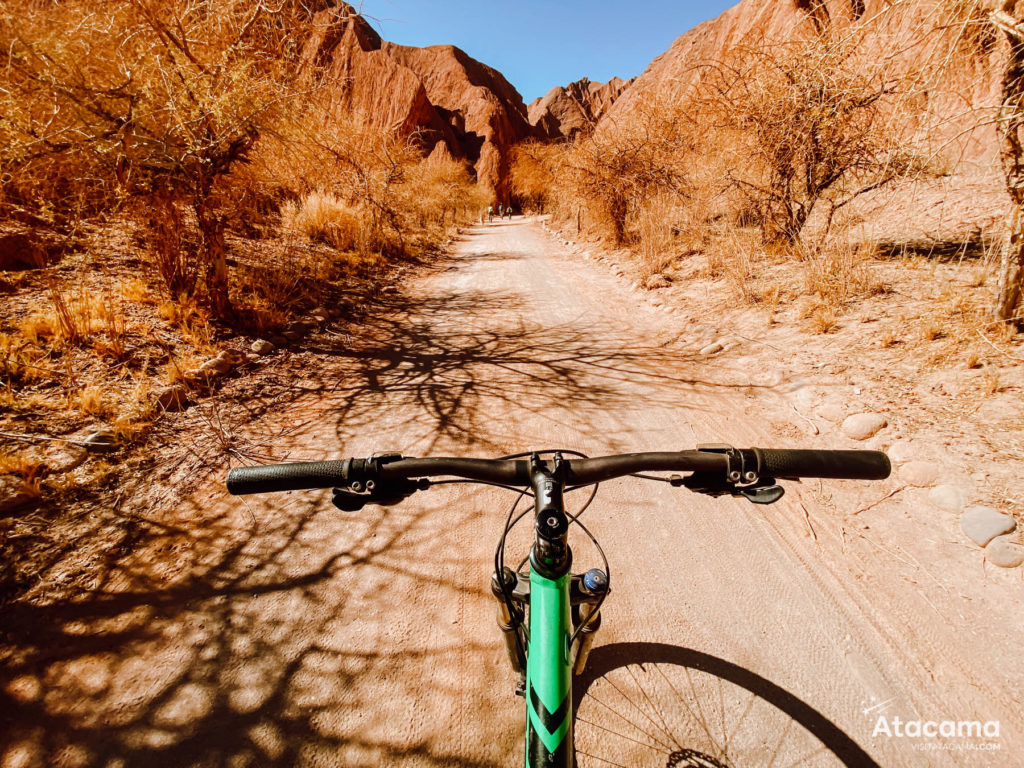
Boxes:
[299,4,535,200]
[528,77,634,140]
[600,0,1005,164]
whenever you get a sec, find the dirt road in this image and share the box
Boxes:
[5,218,1022,766]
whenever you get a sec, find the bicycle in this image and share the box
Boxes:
[227,445,890,767]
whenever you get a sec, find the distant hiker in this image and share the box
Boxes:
[487,204,493,222]
[498,203,504,218]
[506,205,513,220]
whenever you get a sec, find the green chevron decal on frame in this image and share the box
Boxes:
[528,684,570,751]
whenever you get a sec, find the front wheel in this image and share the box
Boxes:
[572,643,879,768]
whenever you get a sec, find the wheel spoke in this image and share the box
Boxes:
[581,689,678,752]
[575,660,856,768]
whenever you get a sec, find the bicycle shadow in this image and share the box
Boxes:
[573,642,881,768]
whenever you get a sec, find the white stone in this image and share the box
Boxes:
[899,461,939,487]
[83,429,119,453]
[960,507,1016,547]
[200,357,231,375]
[986,535,1024,568]
[928,484,968,513]
[886,441,918,464]
[815,403,845,423]
[841,413,887,440]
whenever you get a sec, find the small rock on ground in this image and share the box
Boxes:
[83,429,119,453]
[155,385,190,412]
[251,339,274,355]
[841,413,887,440]
[986,535,1024,568]
[928,484,968,513]
[217,348,246,366]
[815,403,845,423]
[886,440,918,464]
[960,506,1016,547]
[200,357,232,375]
[899,461,940,487]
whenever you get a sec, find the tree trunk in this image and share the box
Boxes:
[995,208,1024,322]
[609,196,628,245]
[991,6,1024,326]
[193,198,232,321]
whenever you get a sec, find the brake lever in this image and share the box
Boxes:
[331,477,428,511]
[671,472,785,505]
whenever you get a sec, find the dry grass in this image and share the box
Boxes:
[806,302,840,334]
[70,384,107,417]
[282,193,365,252]
[0,452,45,499]
[800,243,887,308]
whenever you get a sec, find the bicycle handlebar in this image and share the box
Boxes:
[225,448,891,496]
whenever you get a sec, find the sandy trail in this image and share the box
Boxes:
[4,218,1021,767]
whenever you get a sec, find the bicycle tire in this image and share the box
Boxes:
[572,643,879,768]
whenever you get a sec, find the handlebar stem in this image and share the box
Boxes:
[529,454,571,579]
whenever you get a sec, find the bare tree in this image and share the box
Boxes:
[1,0,326,320]
[557,99,692,245]
[700,35,918,245]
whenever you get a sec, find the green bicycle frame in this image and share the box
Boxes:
[525,568,573,767]
[490,454,606,767]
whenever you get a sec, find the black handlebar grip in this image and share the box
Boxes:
[226,459,352,495]
[753,448,891,480]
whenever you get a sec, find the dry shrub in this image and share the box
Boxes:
[119,279,152,303]
[627,193,689,279]
[282,193,365,252]
[147,195,202,299]
[157,298,216,354]
[71,384,108,417]
[800,243,885,307]
[255,107,482,263]
[697,30,925,246]
[1,0,332,319]
[705,228,766,304]
[807,303,840,334]
[3,0,482,335]
[0,453,44,498]
[0,333,52,387]
[512,94,693,246]
[19,283,126,351]
[510,141,561,213]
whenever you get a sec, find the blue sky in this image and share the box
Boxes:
[361,1,737,103]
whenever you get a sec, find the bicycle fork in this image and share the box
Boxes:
[490,455,609,767]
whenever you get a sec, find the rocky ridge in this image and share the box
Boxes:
[599,0,1004,162]
[528,76,634,140]
[299,4,535,200]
